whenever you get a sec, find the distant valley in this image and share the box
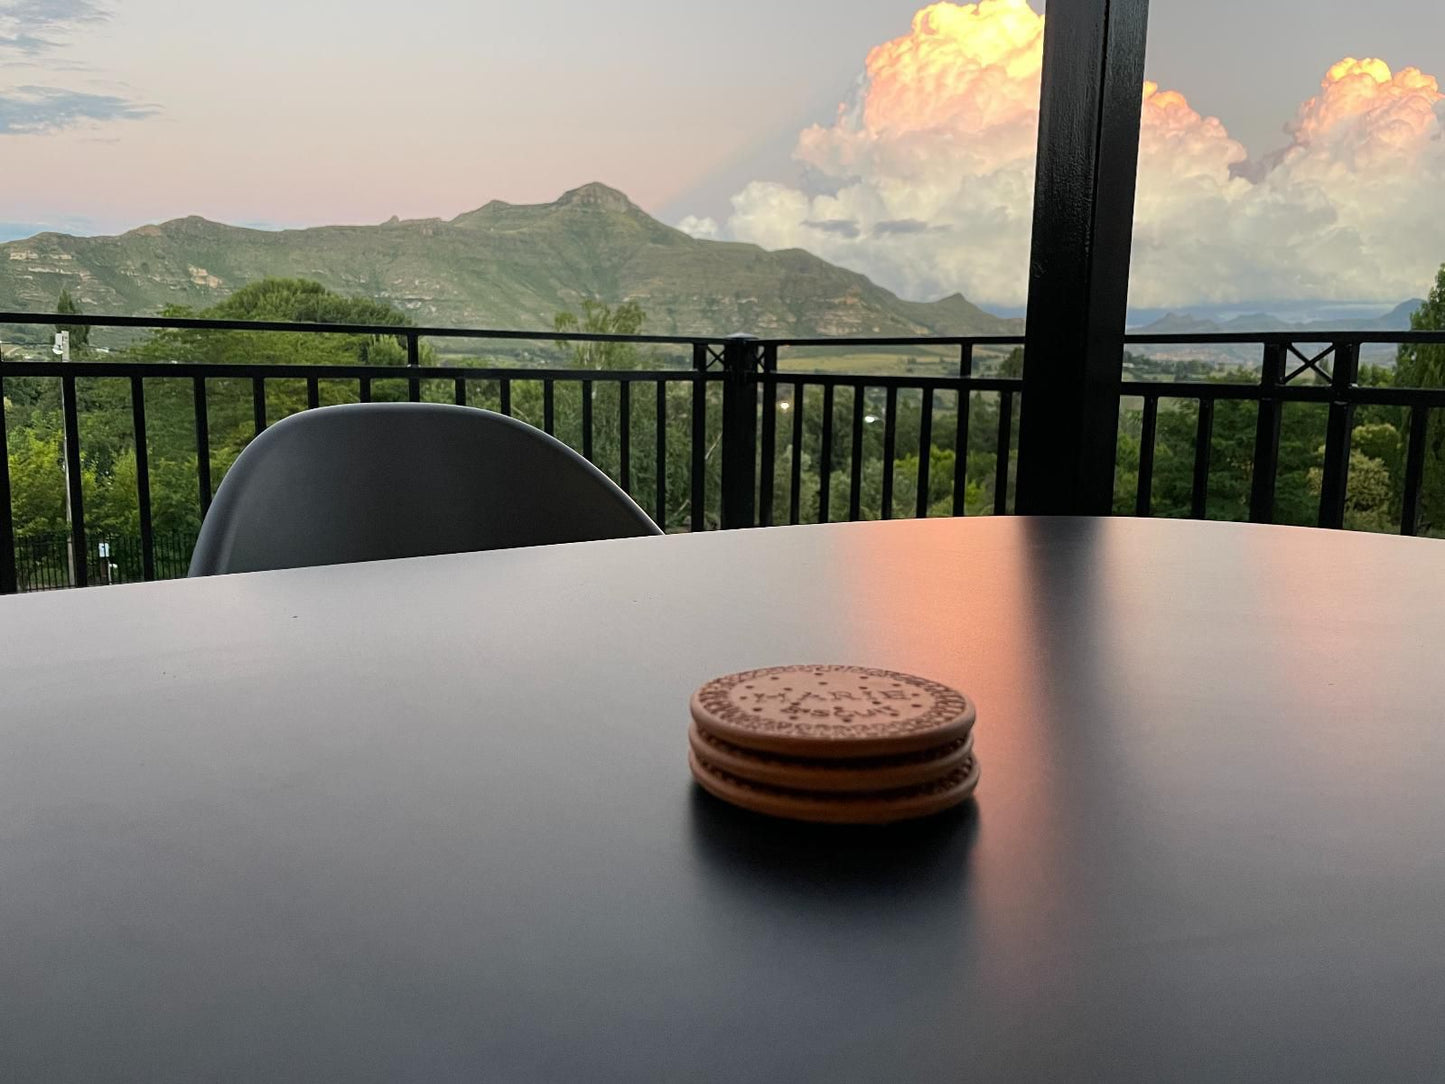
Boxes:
[1129,301,1423,365]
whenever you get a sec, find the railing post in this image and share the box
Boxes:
[130,375,157,582]
[916,391,934,519]
[995,391,1014,517]
[0,356,16,595]
[952,345,974,517]
[1249,342,1286,523]
[406,332,421,403]
[60,372,89,588]
[252,377,268,436]
[690,345,708,533]
[1135,394,1158,517]
[1400,406,1429,537]
[1318,341,1360,530]
[719,333,763,530]
[759,345,779,526]
[193,377,212,520]
[1191,399,1215,520]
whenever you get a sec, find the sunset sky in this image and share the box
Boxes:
[2,0,1442,308]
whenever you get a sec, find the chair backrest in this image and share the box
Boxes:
[189,403,662,576]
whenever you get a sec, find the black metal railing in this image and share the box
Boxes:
[2,311,1443,594]
[0,314,1025,593]
[1121,333,1445,536]
[10,531,196,591]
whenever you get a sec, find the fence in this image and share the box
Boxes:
[1120,334,1445,534]
[12,532,196,591]
[2,311,1444,594]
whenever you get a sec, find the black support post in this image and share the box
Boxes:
[655,380,668,526]
[1401,406,1429,537]
[62,373,88,588]
[1191,399,1215,520]
[406,333,421,403]
[882,387,898,520]
[193,377,212,519]
[916,391,934,519]
[252,378,268,436]
[130,376,156,582]
[1135,395,1158,517]
[1249,343,1286,523]
[759,350,778,527]
[1317,342,1360,530]
[618,381,631,494]
[952,346,974,517]
[1015,0,1151,515]
[690,345,708,533]
[719,334,761,530]
[0,361,15,595]
[995,392,1014,516]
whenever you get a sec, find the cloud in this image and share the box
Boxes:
[691,0,1043,306]
[0,84,154,134]
[682,0,1445,309]
[0,0,106,54]
[874,219,943,236]
[1131,59,1445,306]
[676,215,720,240]
[805,219,862,239]
[0,2,146,137]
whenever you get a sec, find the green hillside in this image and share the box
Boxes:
[0,183,1018,339]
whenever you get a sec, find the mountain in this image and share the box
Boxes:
[1133,299,1425,365]
[1136,300,1424,338]
[0,183,1018,340]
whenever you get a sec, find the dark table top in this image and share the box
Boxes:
[3,517,1444,1082]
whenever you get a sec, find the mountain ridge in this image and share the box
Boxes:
[0,183,1019,339]
[1135,299,1423,337]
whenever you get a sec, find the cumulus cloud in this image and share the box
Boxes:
[678,0,1445,308]
[0,84,154,133]
[676,214,720,241]
[1131,59,1445,305]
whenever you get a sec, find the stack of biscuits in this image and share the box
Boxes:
[688,665,979,825]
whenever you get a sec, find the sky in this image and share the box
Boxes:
[2,0,1443,310]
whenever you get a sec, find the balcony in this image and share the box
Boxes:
[3,310,1442,593]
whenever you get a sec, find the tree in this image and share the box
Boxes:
[118,278,425,499]
[1397,265,1445,387]
[1309,448,1396,534]
[0,282,1053,579]
[542,301,710,528]
[553,300,647,370]
[7,279,427,565]
[1112,362,1413,532]
[56,288,90,351]
[1395,263,1445,534]
[6,426,72,537]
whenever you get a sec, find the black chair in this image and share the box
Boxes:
[189,403,662,576]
